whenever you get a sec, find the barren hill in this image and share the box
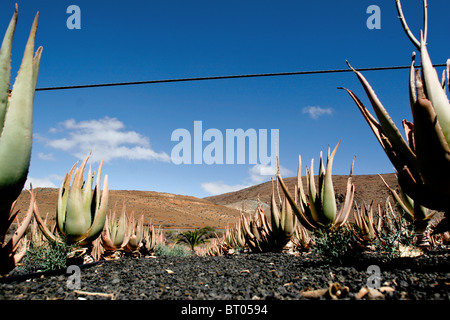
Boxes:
[205,173,399,214]
[14,173,398,230]
[15,189,242,230]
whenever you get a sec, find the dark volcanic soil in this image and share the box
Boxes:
[1,249,449,301]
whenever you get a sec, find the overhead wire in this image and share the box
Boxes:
[34,63,448,92]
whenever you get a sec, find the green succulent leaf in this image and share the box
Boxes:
[320,142,339,225]
[0,5,17,130]
[0,10,42,215]
[419,36,450,147]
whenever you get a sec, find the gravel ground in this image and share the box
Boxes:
[1,249,449,302]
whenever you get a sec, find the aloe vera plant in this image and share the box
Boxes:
[339,0,450,238]
[101,202,129,252]
[123,212,144,253]
[34,153,109,246]
[277,141,355,231]
[240,179,296,252]
[0,5,42,274]
[225,222,245,250]
[101,201,144,254]
[352,201,383,243]
[141,223,165,254]
[291,222,311,252]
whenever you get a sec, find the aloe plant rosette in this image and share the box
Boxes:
[0,5,42,273]
[35,153,109,246]
[277,141,355,231]
[339,0,450,237]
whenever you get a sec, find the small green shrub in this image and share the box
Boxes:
[371,214,416,259]
[20,241,74,273]
[154,243,192,257]
[312,228,363,265]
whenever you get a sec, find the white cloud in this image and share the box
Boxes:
[25,174,64,189]
[37,152,55,161]
[302,106,333,119]
[249,163,293,184]
[40,117,170,163]
[201,164,293,196]
[201,181,249,196]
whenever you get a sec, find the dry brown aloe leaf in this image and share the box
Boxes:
[300,288,328,299]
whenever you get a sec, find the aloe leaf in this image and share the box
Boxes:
[277,172,317,231]
[114,204,128,247]
[409,53,417,110]
[307,160,321,223]
[379,174,414,222]
[65,184,87,242]
[321,142,339,225]
[278,199,286,237]
[9,188,34,250]
[318,151,325,202]
[402,120,415,151]
[397,166,448,211]
[335,156,356,227]
[34,198,57,242]
[80,174,109,245]
[297,155,308,206]
[64,156,91,241]
[0,6,17,130]
[57,162,77,234]
[411,95,450,193]
[340,85,409,170]
[420,36,450,146]
[270,179,281,232]
[345,62,417,173]
[282,197,296,237]
[447,59,449,94]
[0,12,40,215]
[82,165,93,228]
[339,84,420,182]
[95,159,104,213]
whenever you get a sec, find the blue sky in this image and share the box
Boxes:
[2,0,450,198]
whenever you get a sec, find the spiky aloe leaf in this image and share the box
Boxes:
[447,59,450,94]
[270,179,281,233]
[125,214,144,252]
[81,165,94,228]
[334,156,355,227]
[64,156,90,241]
[307,159,321,223]
[113,206,128,247]
[277,172,317,231]
[320,142,340,225]
[79,172,108,246]
[296,155,308,208]
[57,162,77,233]
[281,197,295,237]
[419,36,450,147]
[379,174,414,222]
[409,53,418,110]
[33,199,57,242]
[0,10,42,216]
[0,5,17,130]
[345,62,418,176]
[338,84,421,183]
[411,77,450,195]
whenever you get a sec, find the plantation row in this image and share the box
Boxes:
[1,0,450,276]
